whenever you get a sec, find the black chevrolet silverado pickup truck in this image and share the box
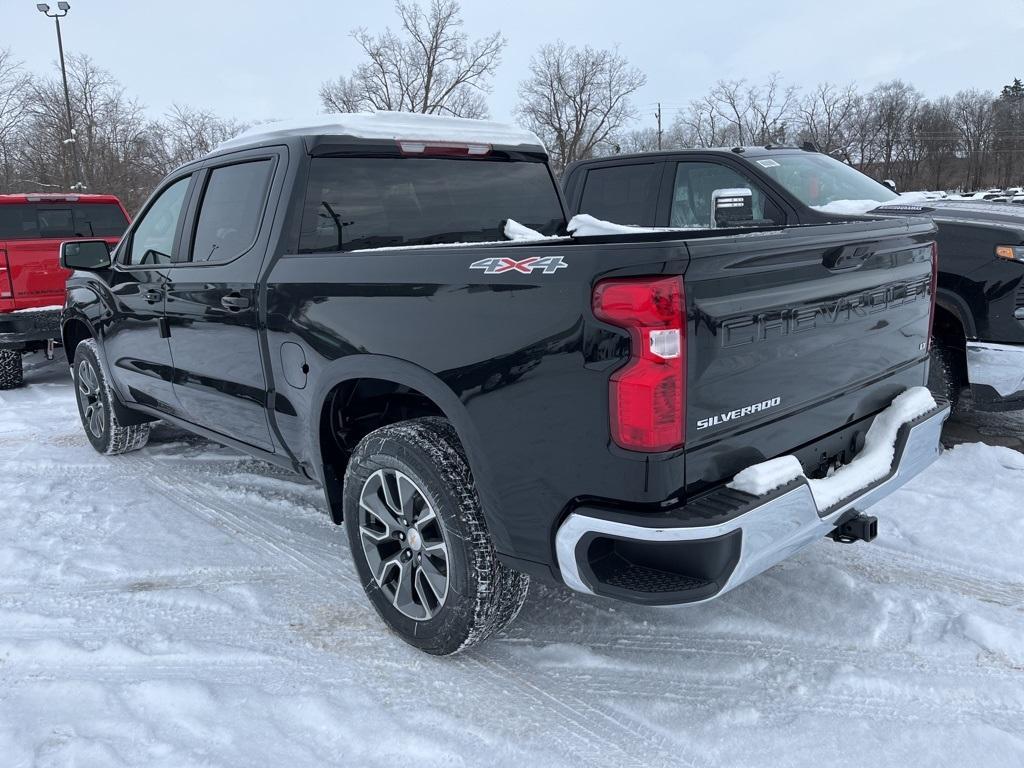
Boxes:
[59,113,949,654]
[564,147,1024,412]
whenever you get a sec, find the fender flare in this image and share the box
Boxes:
[61,306,153,427]
[60,308,99,360]
[307,354,501,527]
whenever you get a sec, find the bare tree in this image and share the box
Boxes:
[614,126,663,154]
[951,89,995,190]
[707,79,751,144]
[746,74,799,145]
[916,97,959,190]
[0,48,31,190]
[672,75,797,149]
[869,80,922,184]
[795,82,859,155]
[151,104,248,172]
[16,55,160,208]
[515,41,646,169]
[319,0,504,119]
[670,95,735,148]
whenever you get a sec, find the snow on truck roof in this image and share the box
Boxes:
[217,111,546,153]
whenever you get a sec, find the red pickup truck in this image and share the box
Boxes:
[0,193,129,388]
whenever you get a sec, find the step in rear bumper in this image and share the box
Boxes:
[0,308,62,348]
[554,401,950,606]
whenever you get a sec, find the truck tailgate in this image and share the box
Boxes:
[683,218,937,493]
[3,238,71,309]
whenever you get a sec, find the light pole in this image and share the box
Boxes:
[36,2,86,191]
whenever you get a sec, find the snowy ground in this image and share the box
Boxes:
[1,354,1022,768]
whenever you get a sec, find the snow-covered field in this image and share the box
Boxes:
[1,355,1022,768]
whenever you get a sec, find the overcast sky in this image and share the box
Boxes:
[5,0,1024,128]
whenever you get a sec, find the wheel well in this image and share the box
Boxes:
[933,303,966,347]
[932,303,968,374]
[318,378,446,524]
[62,319,92,364]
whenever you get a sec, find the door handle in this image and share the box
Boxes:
[221,293,251,311]
[143,290,163,304]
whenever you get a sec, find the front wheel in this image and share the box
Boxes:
[343,417,529,655]
[73,339,151,455]
[0,349,24,390]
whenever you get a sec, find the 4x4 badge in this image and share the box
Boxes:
[470,255,567,275]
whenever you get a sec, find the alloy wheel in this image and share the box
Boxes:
[77,359,105,439]
[358,468,450,621]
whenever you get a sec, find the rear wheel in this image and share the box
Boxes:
[0,349,23,390]
[928,342,966,412]
[343,417,529,655]
[73,339,151,455]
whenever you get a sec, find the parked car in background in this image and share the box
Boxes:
[59,113,948,654]
[0,193,129,388]
[564,147,1024,413]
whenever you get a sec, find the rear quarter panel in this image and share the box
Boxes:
[264,240,689,567]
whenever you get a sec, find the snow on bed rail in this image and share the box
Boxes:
[729,386,938,509]
[503,219,563,242]
[218,111,545,152]
[567,213,701,237]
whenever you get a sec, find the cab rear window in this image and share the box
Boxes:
[298,156,565,252]
[0,203,129,240]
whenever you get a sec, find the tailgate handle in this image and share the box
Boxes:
[822,244,873,271]
[142,290,163,304]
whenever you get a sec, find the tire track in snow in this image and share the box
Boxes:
[458,651,683,768]
[119,452,697,765]
[121,454,352,591]
[836,545,1024,608]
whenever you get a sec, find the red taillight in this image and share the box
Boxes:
[0,250,14,304]
[593,276,686,452]
[927,241,938,352]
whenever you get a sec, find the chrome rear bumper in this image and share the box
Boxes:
[555,402,950,605]
[966,341,1024,399]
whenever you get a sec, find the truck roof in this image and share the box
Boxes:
[0,193,124,205]
[568,145,810,168]
[216,111,546,154]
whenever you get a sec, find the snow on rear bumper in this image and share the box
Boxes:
[0,307,62,348]
[554,396,950,606]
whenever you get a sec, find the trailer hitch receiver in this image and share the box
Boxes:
[829,513,878,544]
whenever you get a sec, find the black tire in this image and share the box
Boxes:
[0,349,24,390]
[73,339,151,455]
[343,417,529,655]
[928,342,965,412]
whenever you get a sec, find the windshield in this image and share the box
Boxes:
[298,156,566,252]
[752,153,899,211]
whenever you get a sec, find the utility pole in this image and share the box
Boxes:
[36,2,86,191]
[655,102,663,151]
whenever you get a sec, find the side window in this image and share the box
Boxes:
[671,162,783,227]
[578,163,661,226]
[126,176,191,266]
[191,160,273,263]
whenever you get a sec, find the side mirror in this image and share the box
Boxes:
[61,240,111,271]
[882,179,898,194]
[711,188,754,228]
